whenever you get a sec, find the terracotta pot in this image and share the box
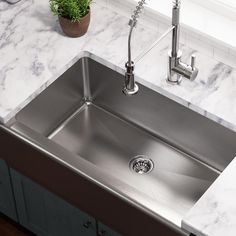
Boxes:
[59,10,91,38]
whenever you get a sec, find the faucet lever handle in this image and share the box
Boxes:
[190,54,196,69]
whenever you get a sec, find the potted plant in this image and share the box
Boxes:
[50,0,92,38]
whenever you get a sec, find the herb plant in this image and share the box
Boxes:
[50,0,92,22]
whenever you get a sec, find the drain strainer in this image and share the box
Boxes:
[129,156,154,174]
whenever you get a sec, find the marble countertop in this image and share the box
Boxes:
[182,158,236,236]
[1,0,236,235]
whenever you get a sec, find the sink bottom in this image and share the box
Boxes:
[49,102,218,222]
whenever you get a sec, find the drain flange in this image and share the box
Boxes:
[129,156,154,174]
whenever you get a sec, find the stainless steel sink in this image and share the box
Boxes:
[5,56,236,232]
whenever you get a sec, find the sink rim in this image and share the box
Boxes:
[3,54,235,231]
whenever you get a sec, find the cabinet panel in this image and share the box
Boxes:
[98,222,122,236]
[0,160,17,221]
[11,169,96,236]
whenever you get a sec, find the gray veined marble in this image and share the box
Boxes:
[0,0,236,131]
[1,0,236,236]
[182,158,236,236]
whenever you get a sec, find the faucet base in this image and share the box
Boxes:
[123,61,139,96]
[166,76,182,85]
[122,83,139,96]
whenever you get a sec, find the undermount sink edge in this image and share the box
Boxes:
[1,53,236,235]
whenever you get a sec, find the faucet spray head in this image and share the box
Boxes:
[172,0,181,26]
[129,0,147,27]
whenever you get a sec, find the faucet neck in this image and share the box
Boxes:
[171,1,181,57]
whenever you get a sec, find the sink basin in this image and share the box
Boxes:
[7,56,236,229]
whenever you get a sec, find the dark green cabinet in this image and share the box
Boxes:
[0,159,17,221]
[0,160,121,236]
[98,222,121,236]
[10,169,96,236]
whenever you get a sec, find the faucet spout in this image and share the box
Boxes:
[123,0,147,95]
[171,0,180,57]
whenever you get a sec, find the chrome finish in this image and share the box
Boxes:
[5,57,236,230]
[171,1,180,56]
[123,62,139,96]
[167,0,199,83]
[124,0,147,95]
[126,0,198,91]
[128,0,147,64]
[130,156,154,174]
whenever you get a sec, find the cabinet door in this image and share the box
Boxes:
[98,222,122,236]
[0,160,17,221]
[10,169,96,236]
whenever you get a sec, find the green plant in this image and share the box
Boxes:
[50,0,92,22]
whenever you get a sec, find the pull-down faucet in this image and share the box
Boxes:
[123,0,146,95]
[123,0,199,95]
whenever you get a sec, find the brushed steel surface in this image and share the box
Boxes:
[7,57,236,229]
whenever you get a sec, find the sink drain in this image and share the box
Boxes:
[129,156,154,174]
